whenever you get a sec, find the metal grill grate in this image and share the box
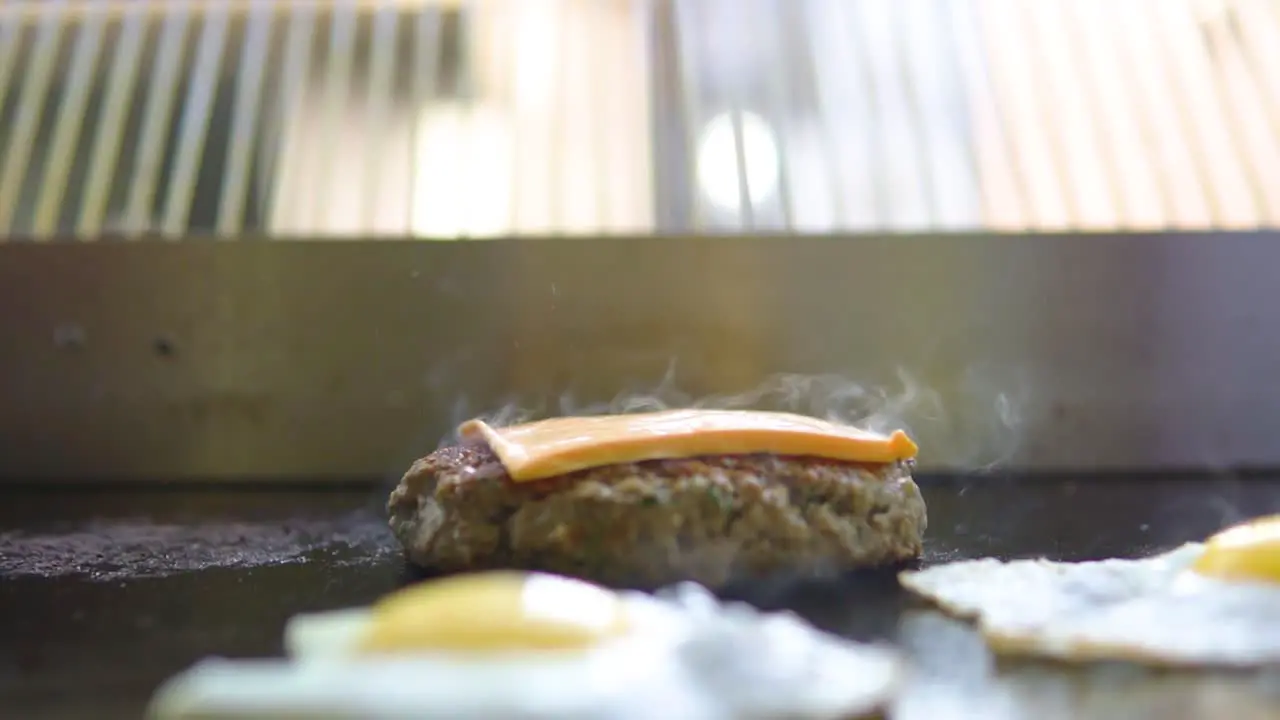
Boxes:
[2,0,1280,239]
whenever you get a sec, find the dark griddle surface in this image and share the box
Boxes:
[2,475,1280,719]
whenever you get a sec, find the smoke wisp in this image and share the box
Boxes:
[437,361,1027,472]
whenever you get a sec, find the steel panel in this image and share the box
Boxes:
[1,233,1278,479]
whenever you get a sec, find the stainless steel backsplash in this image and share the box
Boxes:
[3,235,1280,480]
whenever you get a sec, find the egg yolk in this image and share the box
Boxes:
[1189,514,1280,584]
[357,571,632,654]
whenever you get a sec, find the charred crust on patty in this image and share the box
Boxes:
[388,441,927,589]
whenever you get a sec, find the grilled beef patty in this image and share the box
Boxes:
[387,442,927,589]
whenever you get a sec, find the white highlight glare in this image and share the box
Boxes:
[695,111,780,212]
[412,104,513,238]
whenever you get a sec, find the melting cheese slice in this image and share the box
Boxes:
[458,409,918,482]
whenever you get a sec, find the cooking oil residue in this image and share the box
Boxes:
[0,512,395,581]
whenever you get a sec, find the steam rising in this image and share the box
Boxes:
[439,362,1026,471]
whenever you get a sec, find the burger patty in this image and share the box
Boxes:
[387,442,928,589]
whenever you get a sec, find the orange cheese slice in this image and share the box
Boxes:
[458,409,919,482]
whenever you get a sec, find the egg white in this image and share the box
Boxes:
[899,543,1280,667]
[148,582,902,720]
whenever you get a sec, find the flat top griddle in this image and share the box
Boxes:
[2,475,1280,719]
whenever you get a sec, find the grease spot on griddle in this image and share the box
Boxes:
[0,511,397,581]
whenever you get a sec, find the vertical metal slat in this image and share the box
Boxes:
[745,0,794,231]
[804,0,880,230]
[899,0,982,230]
[594,0,624,232]
[31,3,108,238]
[558,0,595,233]
[1195,0,1280,224]
[670,0,709,230]
[944,0,1026,230]
[1113,0,1213,229]
[853,0,932,230]
[410,2,480,239]
[778,2,836,233]
[1232,0,1280,223]
[79,5,149,237]
[264,3,318,234]
[474,0,515,238]
[312,2,358,235]
[0,13,25,158]
[362,4,399,235]
[0,2,67,235]
[1152,0,1258,228]
[1024,0,1120,229]
[728,108,755,231]
[1232,0,1280,111]
[977,0,1071,230]
[407,5,443,235]
[217,2,274,236]
[620,0,657,234]
[1068,0,1169,230]
[507,0,553,234]
[124,6,192,236]
[161,6,230,236]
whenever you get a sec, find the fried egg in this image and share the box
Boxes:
[147,571,902,719]
[898,514,1280,667]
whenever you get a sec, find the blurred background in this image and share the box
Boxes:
[4,0,1280,479]
[4,0,1278,239]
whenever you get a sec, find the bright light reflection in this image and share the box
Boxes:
[512,0,559,110]
[695,111,780,213]
[412,104,513,238]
